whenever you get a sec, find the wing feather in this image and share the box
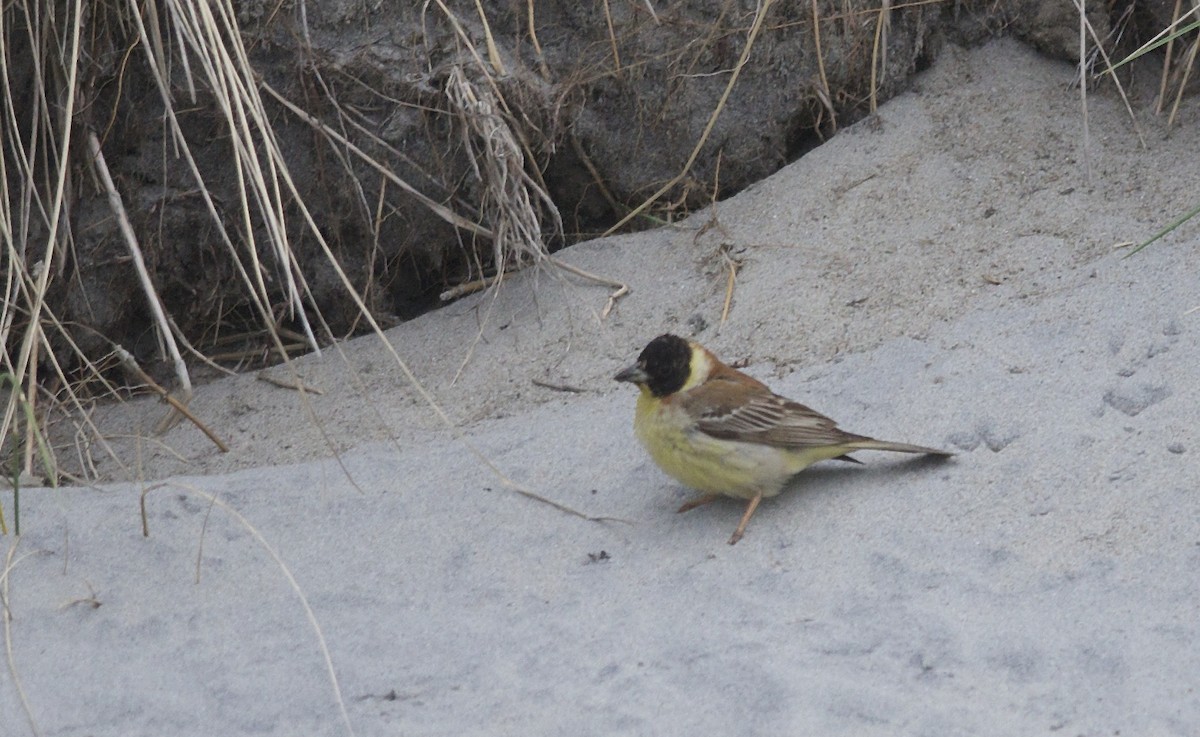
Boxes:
[680,378,864,449]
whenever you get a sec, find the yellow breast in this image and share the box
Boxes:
[632,390,800,500]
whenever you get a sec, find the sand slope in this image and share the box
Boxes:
[3,40,1199,736]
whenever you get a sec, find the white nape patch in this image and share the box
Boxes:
[681,344,715,391]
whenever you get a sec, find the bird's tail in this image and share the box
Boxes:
[844,438,953,456]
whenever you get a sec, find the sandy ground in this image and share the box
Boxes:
[4,39,1200,735]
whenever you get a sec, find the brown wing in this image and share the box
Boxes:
[678,377,866,449]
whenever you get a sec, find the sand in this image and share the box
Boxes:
[3,40,1198,736]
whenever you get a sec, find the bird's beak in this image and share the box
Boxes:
[614,363,649,384]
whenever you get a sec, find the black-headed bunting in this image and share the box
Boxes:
[615,334,951,544]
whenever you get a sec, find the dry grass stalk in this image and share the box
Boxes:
[720,251,739,325]
[0,0,83,489]
[1157,0,1186,114]
[531,378,586,393]
[1148,1,1200,123]
[869,0,892,113]
[603,0,778,236]
[268,44,605,519]
[0,0,612,524]
[432,0,629,317]
[124,0,318,365]
[811,0,837,129]
[641,0,661,23]
[525,0,550,78]
[1166,36,1200,127]
[472,0,507,75]
[87,132,193,402]
[1111,2,1200,122]
[179,0,327,353]
[3,541,42,732]
[545,257,630,318]
[445,65,560,283]
[261,82,491,238]
[1073,0,1145,147]
[1077,0,1092,181]
[267,63,603,519]
[139,482,354,736]
[603,0,622,71]
[569,132,624,218]
[256,371,324,395]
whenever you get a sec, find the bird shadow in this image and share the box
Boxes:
[651,452,958,547]
[652,453,956,533]
[795,451,954,489]
[672,452,954,512]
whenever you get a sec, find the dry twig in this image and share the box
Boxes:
[115,347,228,453]
[256,371,325,395]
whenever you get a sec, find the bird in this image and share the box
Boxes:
[614,333,952,545]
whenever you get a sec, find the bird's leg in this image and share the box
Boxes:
[677,494,720,514]
[728,492,763,545]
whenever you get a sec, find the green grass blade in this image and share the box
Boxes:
[1108,19,1200,73]
[1126,201,1200,257]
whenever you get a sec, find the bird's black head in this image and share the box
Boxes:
[614,333,692,397]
